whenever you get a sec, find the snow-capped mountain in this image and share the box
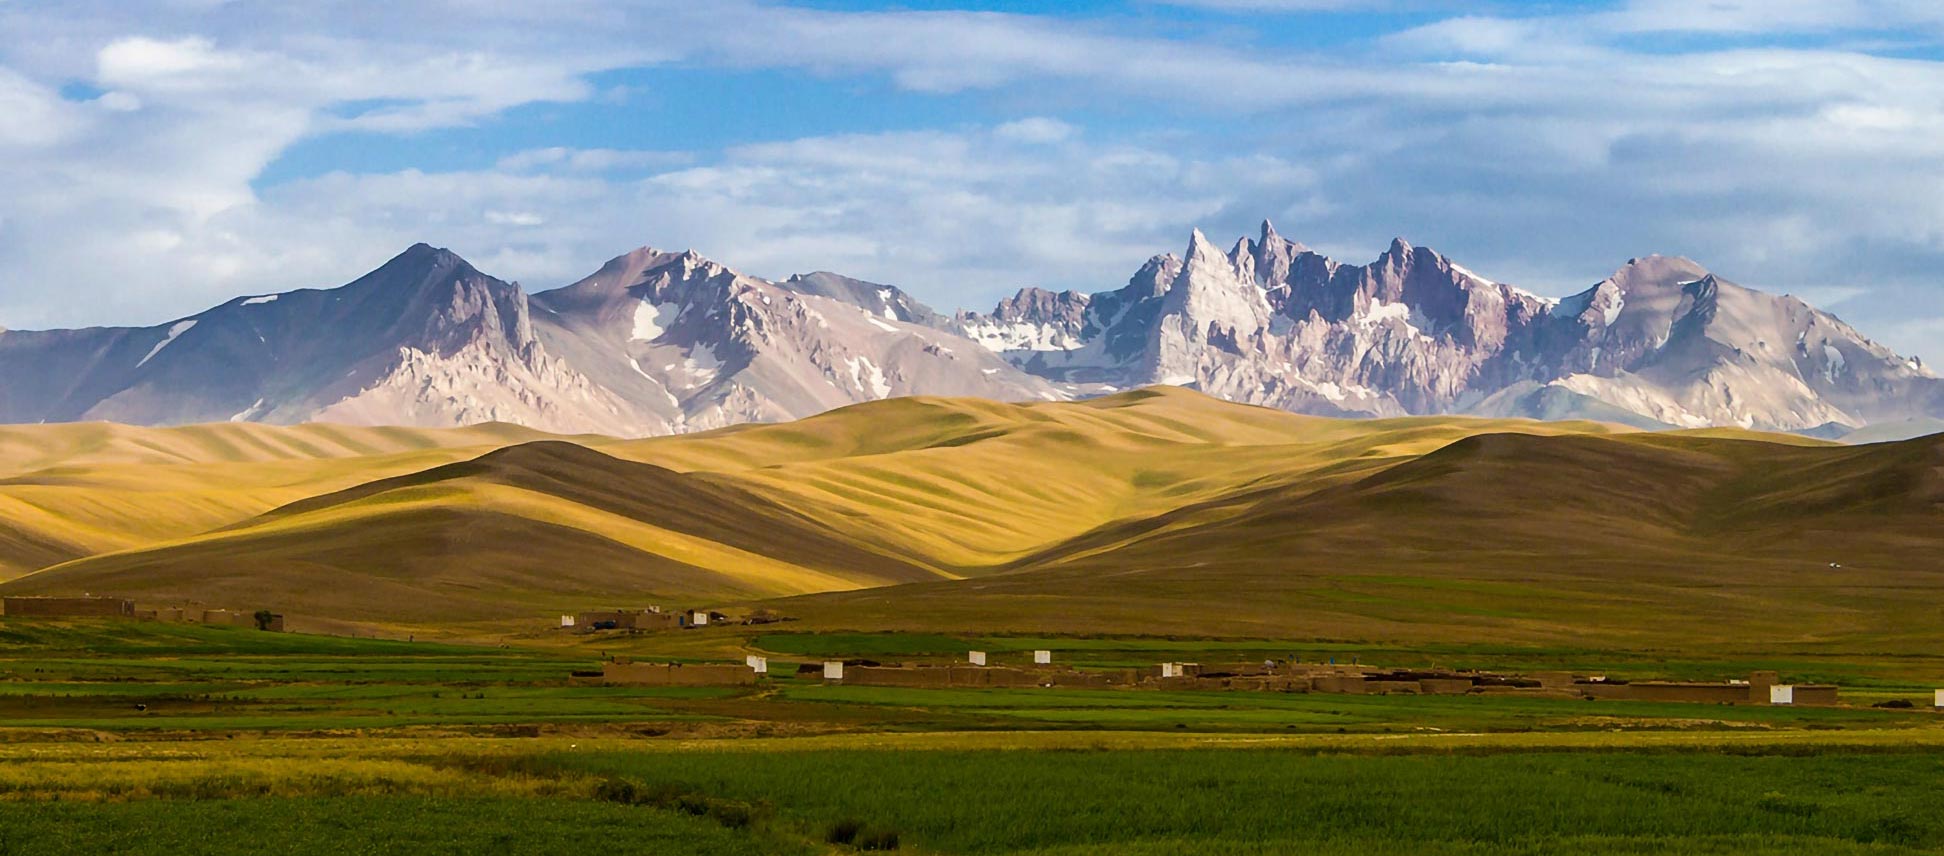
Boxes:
[528,246,1054,434]
[952,221,1941,432]
[1,223,1935,435]
[0,244,1055,433]
[0,244,633,432]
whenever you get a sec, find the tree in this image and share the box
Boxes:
[253,609,277,631]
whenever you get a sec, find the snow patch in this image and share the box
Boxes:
[1449,262,1493,285]
[631,299,678,342]
[866,316,899,333]
[1507,285,1556,307]
[844,355,890,398]
[228,398,266,422]
[137,319,197,367]
[241,295,278,306]
[1603,293,1625,326]
[1356,300,1433,339]
[688,343,722,373]
[958,320,1083,353]
[1823,344,1846,383]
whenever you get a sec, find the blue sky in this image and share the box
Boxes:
[2,0,1943,363]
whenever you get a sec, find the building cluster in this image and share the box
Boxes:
[579,650,1853,707]
[556,606,792,633]
[558,606,726,632]
[0,596,284,630]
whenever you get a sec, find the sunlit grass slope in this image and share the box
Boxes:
[0,421,579,578]
[11,442,946,621]
[603,387,1641,570]
[775,427,1943,652]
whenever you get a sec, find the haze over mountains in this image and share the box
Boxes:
[1,223,1938,437]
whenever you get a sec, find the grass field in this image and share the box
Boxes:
[9,621,1944,736]
[6,621,1944,853]
[6,733,1944,854]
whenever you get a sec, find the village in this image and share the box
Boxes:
[6,596,1929,709]
[0,595,286,631]
[551,605,1881,706]
[575,646,1866,706]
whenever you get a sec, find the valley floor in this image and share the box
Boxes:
[7,620,1944,853]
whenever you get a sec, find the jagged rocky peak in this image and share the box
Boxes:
[992,287,1089,322]
[1168,228,1273,328]
[1128,253,1183,299]
[1243,218,1309,287]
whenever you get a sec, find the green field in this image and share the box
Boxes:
[6,734,1944,854]
[8,618,1944,853]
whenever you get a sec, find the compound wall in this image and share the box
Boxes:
[1,597,135,618]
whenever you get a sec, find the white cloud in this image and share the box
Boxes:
[177,124,1313,317]
[993,117,1076,145]
[1603,0,1944,35]
[97,36,244,84]
[495,147,694,173]
[0,0,1940,365]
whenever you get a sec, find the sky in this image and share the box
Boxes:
[1,1,1942,363]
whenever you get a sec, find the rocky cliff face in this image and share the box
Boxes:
[530,247,1056,434]
[953,221,1941,432]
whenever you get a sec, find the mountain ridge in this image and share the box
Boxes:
[1,224,1936,436]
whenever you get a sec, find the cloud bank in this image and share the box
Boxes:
[0,0,1940,362]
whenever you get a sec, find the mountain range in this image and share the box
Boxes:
[2,223,1938,437]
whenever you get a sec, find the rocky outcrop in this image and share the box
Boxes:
[954,221,1942,432]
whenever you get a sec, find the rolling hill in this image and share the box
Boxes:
[770,425,1944,652]
[2,387,1938,652]
[0,421,574,579]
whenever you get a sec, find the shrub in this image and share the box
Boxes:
[708,802,753,829]
[592,778,637,805]
[826,818,864,845]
